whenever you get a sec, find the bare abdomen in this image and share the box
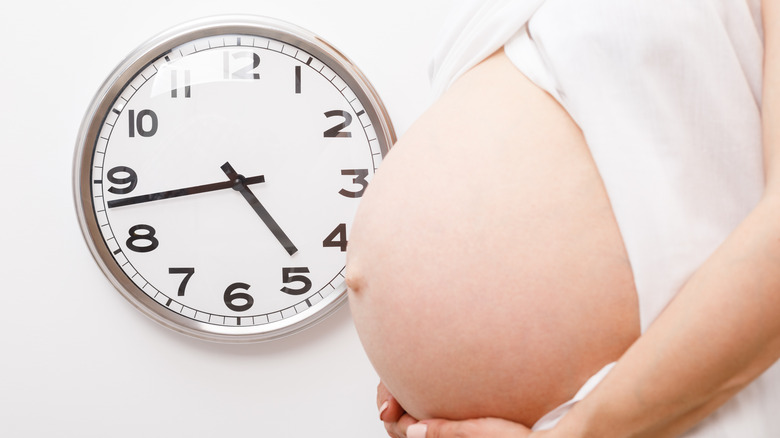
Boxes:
[347,51,639,427]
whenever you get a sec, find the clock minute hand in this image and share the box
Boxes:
[220,162,298,256]
[107,175,266,208]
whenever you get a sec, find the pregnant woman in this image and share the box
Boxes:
[348,0,780,437]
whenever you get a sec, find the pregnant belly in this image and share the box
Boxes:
[347,51,639,427]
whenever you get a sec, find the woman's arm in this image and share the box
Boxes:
[407,3,780,437]
[544,202,780,438]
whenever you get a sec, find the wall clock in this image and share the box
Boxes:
[73,15,395,342]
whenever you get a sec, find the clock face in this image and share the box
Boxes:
[74,17,393,342]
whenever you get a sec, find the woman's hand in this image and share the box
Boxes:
[405,418,535,438]
[377,380,536,438]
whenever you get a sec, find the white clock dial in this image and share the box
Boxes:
[74,17,394,342]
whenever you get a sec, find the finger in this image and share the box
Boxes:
[376,381,392,410]
[377,381,406,422]
[386,413,420,438]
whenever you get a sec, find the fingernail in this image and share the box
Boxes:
[407,423,427,438]
[378,400,389,420]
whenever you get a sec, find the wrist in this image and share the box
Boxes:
[535,400,615,438]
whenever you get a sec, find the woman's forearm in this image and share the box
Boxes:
[541,197,780,438]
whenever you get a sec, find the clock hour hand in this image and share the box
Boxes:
[221,161,298,256]
[107,175,266,208]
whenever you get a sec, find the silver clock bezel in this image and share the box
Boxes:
[72,15,395,343]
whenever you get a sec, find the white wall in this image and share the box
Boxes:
[0,1,447,436]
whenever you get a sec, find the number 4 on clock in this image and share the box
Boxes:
[322,223,347,252]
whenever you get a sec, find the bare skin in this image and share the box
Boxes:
[346,50,640,428]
